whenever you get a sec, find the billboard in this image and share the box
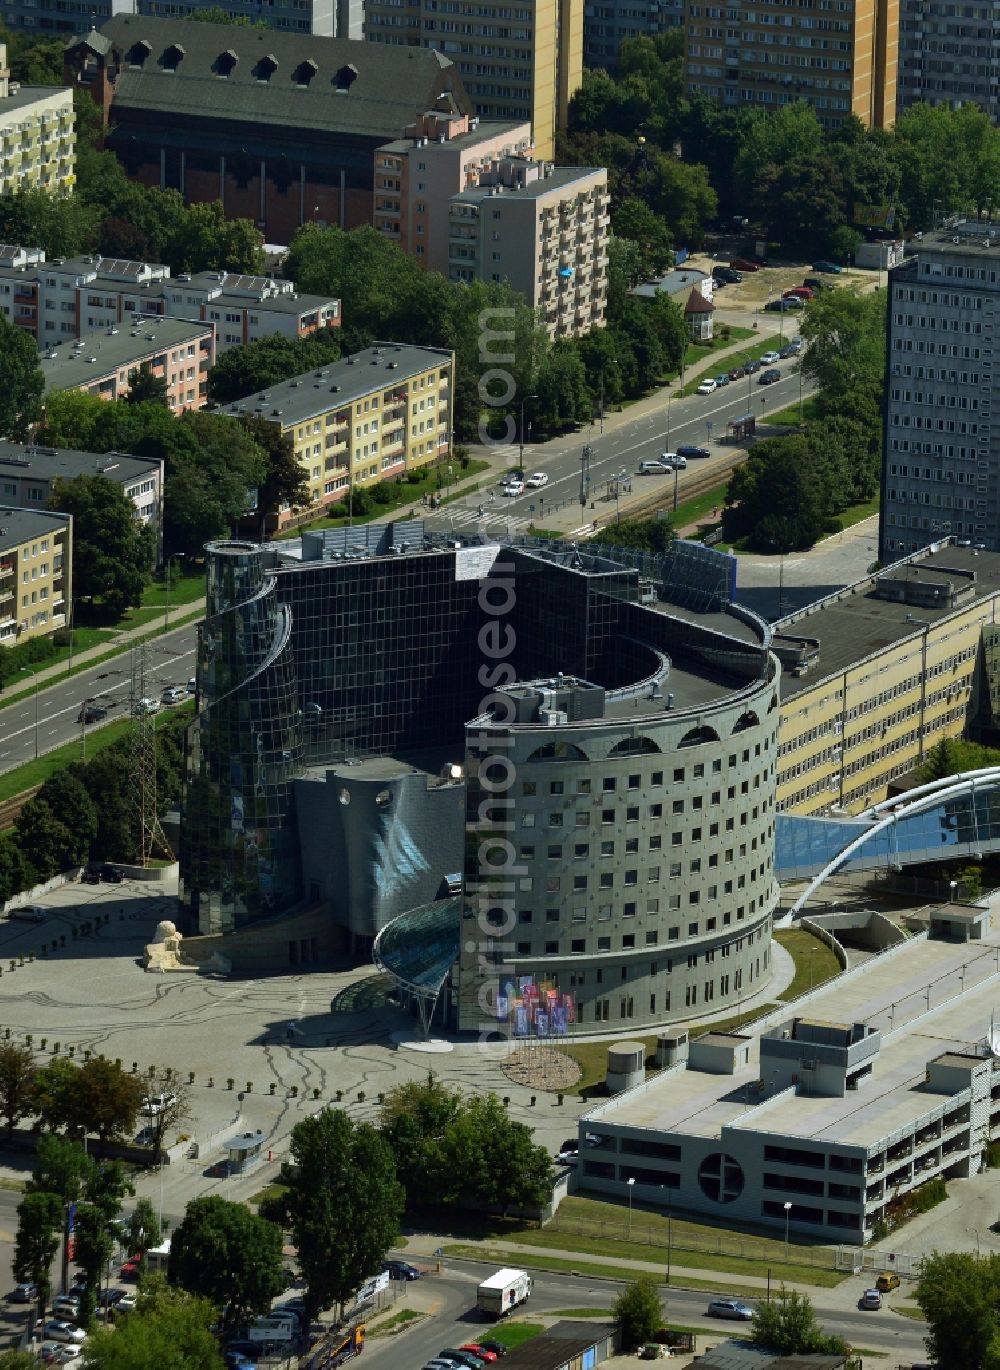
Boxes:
[854,204,897,229]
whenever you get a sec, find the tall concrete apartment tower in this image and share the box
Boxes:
[365,0,582,161]
[897,0,1000,119]
[685,0,898,128]
[880,221,1000,562]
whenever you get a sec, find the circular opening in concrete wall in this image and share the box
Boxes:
[338,788,351,806]
[375,789,392,808]
[698,1152,744,1204]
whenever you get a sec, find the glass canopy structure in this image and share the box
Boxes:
[777,768,1000,916]
[372,895,462,1032]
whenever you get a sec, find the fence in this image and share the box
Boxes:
[836,1245,924,1279]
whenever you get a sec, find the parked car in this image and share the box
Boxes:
[713,267,742,283]
[764,298,801,312]
[161,685,187,705]
[676,444,711,460]
[696,378,717,395]
[461,1348,498,1364]
[205,1158,233,1178]
[744,359,762,374]
[778,344,797,359]
[758,369,781,385]
[51,1348,83,1366]
[386,1260,421,1281]
[707,1299,754,1320]
[555,1148,579,1165]
[713,373,730,387]
[80,869,101,884]
[811,260,843,273]
[728,365,746,380]
[802,277,829,291]
[876,1270,900,1292]
[42,1321,86,1345]
[187,677,197,693]
[783,286,813,300]
[477,1344,508,1359]
[225,1353,256,1370]
[440,1352,487,1370]
[119,1259,141,1282]
[659,453,687,469]
[51,1296,80,1320]
[97,864,125,884]
[10,1281,37,1303]
[98,1288,124,1309]
[142,1092,177,1116]
[730,258,760,272]
[115,1293,137,1313]
[786,337,803,354]
[525,472,548,489]
[77,703,108,724]
[8,905,46,923]
[860,1289,882,1310]
[759,351,780,365]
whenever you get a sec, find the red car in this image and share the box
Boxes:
[730,258,761,273]
[783,286,813,300]
[462,1347,499,1363]
[120,1258,141,1282]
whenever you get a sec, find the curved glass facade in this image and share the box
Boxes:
[372,896,462,995]
[180,541,303,934]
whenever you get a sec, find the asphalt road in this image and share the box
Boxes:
[427,353,814,537]
[0,622,199,777]
[364,1254,930,1369]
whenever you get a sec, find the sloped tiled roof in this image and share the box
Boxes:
[66,15,472,138]
[684,286,715,314]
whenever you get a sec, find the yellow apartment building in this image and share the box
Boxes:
[0,507,72,646]
[0,45,75,195]
[684,0,898,130]
[222,343,455,528]
[774,543,1000,815]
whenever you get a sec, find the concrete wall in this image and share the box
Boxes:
[804,910,905,956]
[181,903,345,974]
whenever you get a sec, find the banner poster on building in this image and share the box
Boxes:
[498,977,575,1037]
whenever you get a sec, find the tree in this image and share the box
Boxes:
[533,340,592,438]
[611,197,674,279]
[380,1076,461,1206]
[126,364,170,408]
[34,773,98,867]
[124,1199,161,1258]
[13,1190,61,1320]
[0,1352,47,1370]
[238,415,309,532]
[614,1277,662,1349]
[260,1109,403,1321]
[436,1094,553,1214]
[592,515,675,554]
[0,1042,36,1135]
[207,330,342,405]
[723,436,835,553]
[0,832,34,906]
[0,312,44,439]
[160,201,264,276]
[751,1286,848,1357]
[13,798,82,882]
[33,1059,80,1134]
[49,474,155,615]
[74,1200,116,1328]
[68,1057,144,1143]
[138,1068,190,1155]
[76,1281,225,1370]
[799,280,886,420]
[169,1197,286,1332]
[915,1251,1000,1370]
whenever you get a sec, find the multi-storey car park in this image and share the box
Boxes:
[177,526,781,1032]
[576,916,1000,1243]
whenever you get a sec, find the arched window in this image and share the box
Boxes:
[527,741,589,762]
[678,725,720,748]
[609,736,661,756]
[127,39,152,67]
[161,42,185,71]
[334,63,358,92]
[293,58,318,87]
[214,48,237,77]
[733,710,760,734]
[254,53,278,82]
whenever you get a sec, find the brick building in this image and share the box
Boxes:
[64,15,474,245]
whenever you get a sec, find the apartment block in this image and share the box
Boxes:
[39,317,215,413]
[585,0,683,70]
[374,110,533,273]
[685,0,899,129]
[897,0,1000,119]
[0,248,340,354]
[364,0,583,162]
[448,161,608,338]
[0,506,72,645]
[221,343,454,526]
[772,543,1000,816]
[1,0,357,35]
[0,442,163,563]
[881,221,1000,561]
[0,46,75,194]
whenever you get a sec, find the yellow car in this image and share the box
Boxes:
[876,1271,900,1292]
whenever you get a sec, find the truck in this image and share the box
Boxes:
[247,1313,297,1344]
[476,1268,532,1318]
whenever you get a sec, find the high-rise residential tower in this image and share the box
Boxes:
[685,0,899,129]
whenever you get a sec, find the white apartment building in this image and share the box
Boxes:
[448,160,608,339]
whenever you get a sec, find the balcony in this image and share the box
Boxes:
[0,562,14,579]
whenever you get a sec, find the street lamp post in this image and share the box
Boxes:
[19,668,39,760]
[518,395,537,472]
[783,1201,792,1261]
[626,1176,635,1239]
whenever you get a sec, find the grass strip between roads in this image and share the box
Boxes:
[442,1245,769,1296]
[678,335,786,398]
[366,1308,425,1338]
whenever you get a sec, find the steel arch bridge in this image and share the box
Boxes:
[775,767,1000,917]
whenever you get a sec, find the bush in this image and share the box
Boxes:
[370,482,396,506]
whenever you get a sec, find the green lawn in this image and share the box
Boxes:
[368,1309,424,1338]
[442,1245,779,1296]
[680,326,755,374]
[482,1322,545,1350]
[670,482,730,533]
[773,928,842,1001]
[768,395,822,427]
[827,494,880,534]
[139,568,206,613]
